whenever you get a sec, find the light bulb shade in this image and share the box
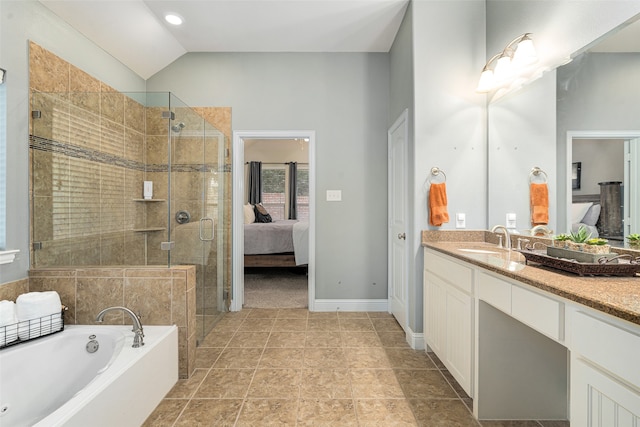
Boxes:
[513,38,537,66]
[494,55,512,81]
[476,69,495,93]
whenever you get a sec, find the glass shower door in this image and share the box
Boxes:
[169,100,227,344]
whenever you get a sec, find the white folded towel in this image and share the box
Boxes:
[0,300,18,346]
[16,291,62,340]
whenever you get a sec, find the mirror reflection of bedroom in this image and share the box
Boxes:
[243,138,309,308]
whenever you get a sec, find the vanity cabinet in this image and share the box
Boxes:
[423,249,474,396]
[569,308,640,426]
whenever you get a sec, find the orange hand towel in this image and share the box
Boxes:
[429,182,450,227]
[530,183,549,226]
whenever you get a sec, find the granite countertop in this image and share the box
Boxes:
[422,230,640,327]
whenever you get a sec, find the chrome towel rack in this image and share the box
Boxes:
[428,167,447,184]
[529,166,547,183]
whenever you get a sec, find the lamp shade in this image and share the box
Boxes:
[494,55,512,82]
[513,37,537,66]
[476,69,495,93]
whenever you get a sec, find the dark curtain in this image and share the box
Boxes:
[288,162,297,219]
[248,161,262,204]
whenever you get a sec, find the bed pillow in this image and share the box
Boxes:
[243,204,255,224]
[254,203,273,223]
[581,204,601,226]
[571,202,593,224]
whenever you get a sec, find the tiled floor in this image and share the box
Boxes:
[143,310,569,426]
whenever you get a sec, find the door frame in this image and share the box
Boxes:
[231,130,316,311]
[566,130,640,235]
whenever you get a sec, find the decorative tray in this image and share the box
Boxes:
[516,249,640,277]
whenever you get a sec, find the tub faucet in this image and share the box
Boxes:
[491,225,511,250]
[96,306,145,348]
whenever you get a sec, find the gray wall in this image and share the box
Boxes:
[0,0,145,284]
[147,53,391,300]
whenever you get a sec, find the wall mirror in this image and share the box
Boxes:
[488,12,640,250]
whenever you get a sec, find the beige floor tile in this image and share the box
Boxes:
[367,311,395,318]
[394,369,459,399]
[303,347,347,368]
[308,311,338,319]
[142,399,188,427]
[227,331,270,348]
[342,331,383,347]
[337,311,369,319]
[340,318,376,332]
[378,331,411,347]
[272,317,307,331]
[194,369,255,399]
[259,347,304,368]
[384,347,435,369]
[246,308,280,319]
[174,399,243,427]
[199,330,234,347]
[267,331,306,348]
[194,347,223,369]
[409,399,480,427]
[300,369,353,399]
[350,369,405,399]
[238,317,275,332]
[277,308,309,319]
[307,318,341,331]
[247,368,301,398]
[371,317,404,332]
[355,399,419,426]
[297,398,358,426]
[166,369,208,399]
[236,399,298,426]
[209,319,243,333]
[480,422,544,427]
[213,347,264,369]
[344,347,391,368]
[305,331,342,347]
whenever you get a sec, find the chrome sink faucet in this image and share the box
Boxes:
[96,306,145,348]
[491,225,511,250]
[531,224,553,237]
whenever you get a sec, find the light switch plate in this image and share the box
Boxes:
[506,213,517,228]
[326,190,342,202]
[456,213,466,229]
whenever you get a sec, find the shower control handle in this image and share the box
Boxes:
[175,210,190,224]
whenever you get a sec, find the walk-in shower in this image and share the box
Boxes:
[29,90,230,343]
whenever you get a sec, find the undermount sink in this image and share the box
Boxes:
[458,248,501,255]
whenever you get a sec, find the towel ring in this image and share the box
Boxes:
[529,166,547,183]
[428,167,446,183]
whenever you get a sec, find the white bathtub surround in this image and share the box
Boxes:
[0,324,178,427]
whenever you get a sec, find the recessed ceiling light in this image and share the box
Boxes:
[165,14,183,26]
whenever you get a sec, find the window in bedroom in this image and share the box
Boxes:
[296,165,309,220]
[262,165,286,220]
[0,68,6,250]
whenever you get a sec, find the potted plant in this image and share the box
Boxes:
[583,237,610,254]
[627,233,640,248]
[566,226,591,251]
[552,233,571,248]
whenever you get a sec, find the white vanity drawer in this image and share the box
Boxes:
[478,272,511,314]
[572,310,640,387]
[425,250,473,294]
[511,285,562,341]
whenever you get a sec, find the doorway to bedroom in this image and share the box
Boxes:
[232,131,316,311]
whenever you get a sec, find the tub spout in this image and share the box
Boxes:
[96,306,144,348]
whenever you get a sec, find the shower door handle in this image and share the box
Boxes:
[199,217,214,241]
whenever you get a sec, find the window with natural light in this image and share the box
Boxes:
[0,71,6,250]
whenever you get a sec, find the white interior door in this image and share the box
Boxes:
[388,110,409,332]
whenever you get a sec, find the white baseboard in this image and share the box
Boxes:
[312,299,388,312]
[405,326,425,350]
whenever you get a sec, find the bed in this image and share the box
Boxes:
[244,219,309,267]
[571,194,601,238]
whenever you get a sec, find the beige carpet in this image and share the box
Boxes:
[244,268,308,309]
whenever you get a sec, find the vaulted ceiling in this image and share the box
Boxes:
[39,0,410,79]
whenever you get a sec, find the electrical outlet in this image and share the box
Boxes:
[506,213,517,229]
[456,213,466,229]
[326,190,342,201]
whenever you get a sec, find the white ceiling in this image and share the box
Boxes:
[39,0,409,79]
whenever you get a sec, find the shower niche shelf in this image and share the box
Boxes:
[133,199,166,202]
[133,227,166,233]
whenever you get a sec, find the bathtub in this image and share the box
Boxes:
[0,324,178,427]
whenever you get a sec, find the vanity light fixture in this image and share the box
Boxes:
[476,33,538,93]
[165,13,183,26]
